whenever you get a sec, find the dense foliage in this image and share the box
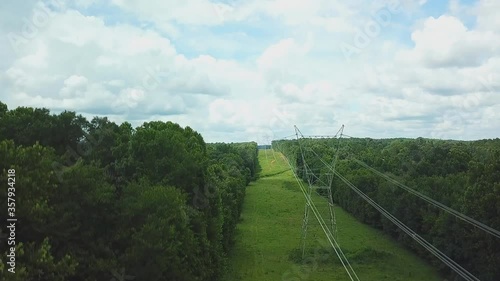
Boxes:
[273,137,500,281]
[0,101,259,281]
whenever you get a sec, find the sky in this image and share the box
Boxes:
[0,0,499,144]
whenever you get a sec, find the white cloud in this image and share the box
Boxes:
[112,88,145,109]
[60,75,88,97]
[474,0,500,32]
[397,15,500,68]
[0,0,499,143]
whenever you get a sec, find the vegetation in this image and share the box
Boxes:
[0,101,259,281]
[223,149,441,281]
[1,98,497,280]
[273,137,500,281]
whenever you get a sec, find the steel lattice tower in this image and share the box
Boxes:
[295,125,344,259]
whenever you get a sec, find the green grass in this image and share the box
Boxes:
[223,149,442,281]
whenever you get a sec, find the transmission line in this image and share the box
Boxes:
[350,157,500,239]
[308,148,480,281]
[330,131,499,239]
[282,127,494,280]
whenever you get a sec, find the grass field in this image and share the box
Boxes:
[222,149,442,281]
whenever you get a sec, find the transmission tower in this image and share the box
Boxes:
[296,125,344,259]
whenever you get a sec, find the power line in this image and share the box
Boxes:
[350,157,500,239]
[333,170,480,281]
[308,148,481,281]
[280,129,499,238]
[277,127,496,280]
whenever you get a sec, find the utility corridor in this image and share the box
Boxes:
[223,150,440,281]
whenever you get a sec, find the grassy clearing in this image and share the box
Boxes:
[223,149,442,281]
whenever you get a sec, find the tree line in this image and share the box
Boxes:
[273,137,500,281]
[0,101,259,281]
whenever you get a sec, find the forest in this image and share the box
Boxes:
[273,137,500,281]
[0,101,259,281]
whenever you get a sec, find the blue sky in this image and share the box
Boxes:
[0,0,499,143]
